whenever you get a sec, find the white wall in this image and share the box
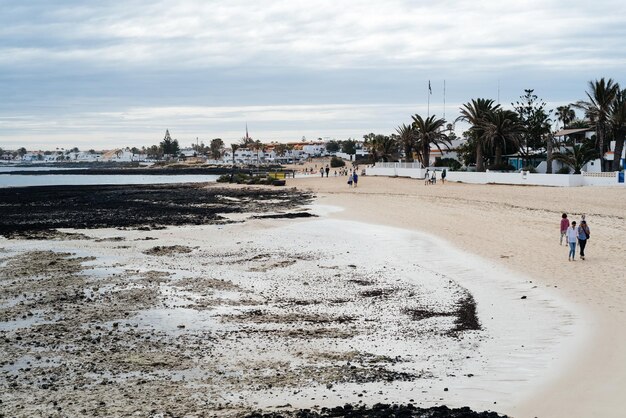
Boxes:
[366,163,425,179]
[446,171,622,187]
[366,166,624,187]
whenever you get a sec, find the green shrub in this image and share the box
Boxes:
[434,158,461,171]
[557,166,571,174]
[330,156,346,167]
[354,156,373,165]
[217,173,281,185]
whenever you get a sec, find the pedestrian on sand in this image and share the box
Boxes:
[441,169,447,184]
[353,171,358,187]
[424,168,430,185]
[560,213,569,246]
[567,221,579,261]
[325,165,330,177]
[431,170,436,184]
[320,167,324,177]
[578,220,590,260]
[348,172,353,187]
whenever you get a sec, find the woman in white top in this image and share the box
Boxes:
[567,221,579,261]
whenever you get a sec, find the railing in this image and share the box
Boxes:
[374,162,423,169]
[582,171,617,178]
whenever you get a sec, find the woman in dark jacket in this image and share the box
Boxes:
[578,220,590,260]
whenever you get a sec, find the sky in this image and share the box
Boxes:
[1,0,625,150]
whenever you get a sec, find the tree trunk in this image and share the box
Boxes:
[494,142,503,166]
[613,133,625,171]
[597,124,606,172]
[405,144,413,162]
[423,142,430,168]
[476,140,485,172]
[546,135,553,174]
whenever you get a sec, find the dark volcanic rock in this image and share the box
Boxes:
[244,403,508,417]
[0,184,314,237]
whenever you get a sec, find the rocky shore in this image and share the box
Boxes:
[0,183,314,237]
[0,184,511,417]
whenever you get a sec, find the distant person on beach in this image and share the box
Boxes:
[424,168,430,185]
[353,171,358,187]
[567,221,579,261]
[348,172,353,187]
[441,169,447,184]
[578,220,590,260]
[325,165,330,177]
[320,167,324,177]
[560,213,569,245]
[431,170,436,184]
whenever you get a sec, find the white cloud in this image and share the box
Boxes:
[2,0,625,71]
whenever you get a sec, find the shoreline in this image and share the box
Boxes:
[289,175,626,418]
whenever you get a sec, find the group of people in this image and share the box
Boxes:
[347,169,358,187]
[319,165,330,177]
[560,213,591,261]
[424,168,447,185]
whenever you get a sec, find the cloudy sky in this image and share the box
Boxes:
[1,0,625,150]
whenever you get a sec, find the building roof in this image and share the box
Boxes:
[554,128,591,137]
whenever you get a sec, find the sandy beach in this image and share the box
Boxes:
[290,174,626,418]
[1,178,624,417]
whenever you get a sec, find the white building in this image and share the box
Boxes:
[102,148,146,162]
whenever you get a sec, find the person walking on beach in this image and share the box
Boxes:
[348,171,354,187]
[320,167,324,177]
[567,221,579,261]
[325,165,330,177]
[424,168,430,185]
[431,170,437,184]
[441,169,447,184]
[578,220,590,260]
[353,171,359,187]
[560,213,569,245]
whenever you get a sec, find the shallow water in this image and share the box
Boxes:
[0,174,219,188]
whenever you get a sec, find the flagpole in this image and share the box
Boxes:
[427,80,431,118]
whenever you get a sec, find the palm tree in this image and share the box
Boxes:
[364,134,393,164]
[229,143,239,181]
[480,109,524,167]
[371,135,398,162]
[556,105,576,129]
[411,114,450,167]
[574,78,619,171]
[396,124,415,162]
[550,142,600,174]
[610,88,626,171]
[457,98,500,171]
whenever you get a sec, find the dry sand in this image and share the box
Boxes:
[289,175,626,418]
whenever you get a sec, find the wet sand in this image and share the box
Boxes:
[1,182,582,418]
[2,217,562,418]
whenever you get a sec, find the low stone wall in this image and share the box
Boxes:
[365,166,624,187]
